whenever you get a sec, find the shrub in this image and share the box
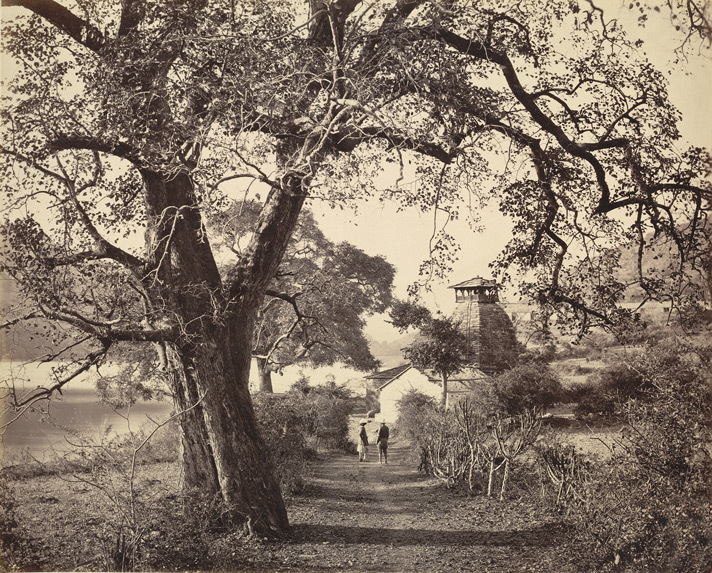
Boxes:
[293,381,354,451]
[572,338,703,419]
[252,392,313,494]
[137,488,247,571]
[395,391,463,476]
[492,363,564,415]
[557,342,712,571]
[561,459,712,572]
[396,390,542,499]
[395,390,439,443]
[253,377,354,493]
[137,420,180,464]
[571,356,651,418]
[569,383,617,418]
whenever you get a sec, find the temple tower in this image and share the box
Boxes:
[449,276,518,374]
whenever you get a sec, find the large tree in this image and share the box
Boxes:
[215,205,394,392]
[1,0,709,537]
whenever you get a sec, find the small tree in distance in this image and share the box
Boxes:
[390,300,469,407]
[231,209,395,392]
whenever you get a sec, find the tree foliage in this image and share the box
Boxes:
[492,362,564,415]
[247,210,394,390]
[389,300,469,405]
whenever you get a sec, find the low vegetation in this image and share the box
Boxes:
[1,374,355,571]
[397,340,712,571]
[492,363,565,415]
[561,342,711,571]
[253,376,355,493]
[396,395,543,499]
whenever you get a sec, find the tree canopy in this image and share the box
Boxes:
[1,0,710,536]
[390,300,469,405]
[224,207,394,391]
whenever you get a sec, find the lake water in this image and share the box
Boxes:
[0,361,173,462]
[1,360,366,462]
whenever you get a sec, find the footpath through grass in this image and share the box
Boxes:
[7,440,575,572]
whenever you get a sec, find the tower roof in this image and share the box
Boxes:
[448,276,497,289]
[449,276,517,374]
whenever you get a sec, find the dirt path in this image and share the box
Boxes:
[250,441,575,572]
[10,433,574,571]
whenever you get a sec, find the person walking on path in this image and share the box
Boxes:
[377,420,390,464]
[357,420,369,462]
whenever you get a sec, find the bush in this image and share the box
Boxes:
[253,377,354,493]
[396,390,542,499]
[492,363,564,415]
[394,390,439,444]
[561,459,712,572]
[395,390,463,476]
[556,342,712,571]
[571,338,701,419]
[137,488,248,571]
[252,392,314,494]
[292,381,354,451]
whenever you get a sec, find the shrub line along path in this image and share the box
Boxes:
[248,422,574,572]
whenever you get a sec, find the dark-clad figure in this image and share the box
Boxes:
[377,420,390,464]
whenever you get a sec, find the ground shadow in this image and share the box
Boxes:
[292,523,564,548]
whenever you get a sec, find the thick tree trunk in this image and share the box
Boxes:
[182,324,289,536]
[138,170,303,537]
[256,357,274,393]
[163,321,289,536]
[441,372,448,408]
[166,344,221,492]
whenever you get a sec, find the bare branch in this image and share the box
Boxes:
[37,304,176,343]
[2,346,109,416]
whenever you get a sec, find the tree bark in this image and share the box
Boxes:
[441,371,448,408]
[165,344,221,492]
[256,357,274,393]
[137,170,305,537]
[487,458,496,497]
[500,460,511,501]
[183,323,289,535]
[160,299,289,537]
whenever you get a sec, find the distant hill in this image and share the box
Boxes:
[617,234,709,303]
[367,332,418,369]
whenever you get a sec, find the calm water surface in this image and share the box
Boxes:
[1,360,364,462]
[1,361,172,462]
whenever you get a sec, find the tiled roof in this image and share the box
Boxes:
[365,363,412,380]
[424,366,490,384]
[448,276,497,289]
[370,363,490,391]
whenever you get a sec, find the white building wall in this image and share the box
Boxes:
[378,368,441,426]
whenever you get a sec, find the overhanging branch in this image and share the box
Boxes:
[2,0,106,52]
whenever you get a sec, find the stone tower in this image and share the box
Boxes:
[449,277,518,374]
